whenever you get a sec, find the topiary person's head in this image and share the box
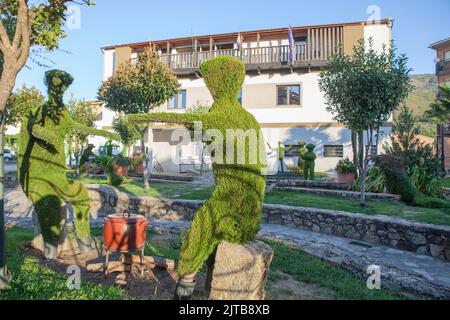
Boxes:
[200,56,245,102]
[299,141,306,147]
[44,70,74,97]
[306,144,316,152]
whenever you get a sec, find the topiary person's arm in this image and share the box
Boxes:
[31,125,59,145]
[128,112,205,125]
[69,122,120,141]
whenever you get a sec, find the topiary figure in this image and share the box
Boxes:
[277,141,285,173]
[374,155,450,209]
[297,141,306,168]
[18,70,118,258]
[129,56,267,298]
[303,143,316,180]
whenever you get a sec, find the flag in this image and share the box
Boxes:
[288,25,295,65]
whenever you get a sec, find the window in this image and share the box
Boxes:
[277,85,301,105]
[168,90,187,109]
[445,51,450,62]
[324,145,344,158]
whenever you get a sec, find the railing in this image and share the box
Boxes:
[436,60,450,74]
[159,43,333,70]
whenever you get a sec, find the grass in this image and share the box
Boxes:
[265,240,402,300]
[0,228,127,300]
[1,227,402,300]
[74,175,450,227]
[266,191,450,226]
[438,177,450,189]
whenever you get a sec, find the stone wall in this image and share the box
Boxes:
[87,184,450,261]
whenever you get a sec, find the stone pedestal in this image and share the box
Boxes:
[209,240,273,300]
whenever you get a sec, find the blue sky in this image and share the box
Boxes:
[14,0,450,101]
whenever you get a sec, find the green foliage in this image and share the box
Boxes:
[297,141,306,168]
[336,158,356,174]
[319,39,413,132]
[18,70,113,245]
[385,105,440,195]
[187,103,211,115]
[353,166,386,193]
[0,227,127,300]
[410,165,443,198]
[424,83,450,124]
[112,114,140,155]
[129,56,266,277]
[374,155,449,209]
[98,47,179,114]
[302,144,316,180]
[93,155,124,187]
[4,85,44,126]
[80,144,95,167]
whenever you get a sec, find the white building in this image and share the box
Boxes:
[91,19,394,174]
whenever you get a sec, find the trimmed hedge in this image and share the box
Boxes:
[18,70,116,246]
[374,155,450,209]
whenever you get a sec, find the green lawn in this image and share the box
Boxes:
[0,227,402,300]
[75,176,450,226]
[266,191,450,226]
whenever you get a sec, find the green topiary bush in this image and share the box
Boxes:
[18,70,117,251]
[128,56,267,279]
[302,144,316,180]
[374,155,450,209]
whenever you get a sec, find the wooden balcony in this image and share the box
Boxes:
[159,42,340,75]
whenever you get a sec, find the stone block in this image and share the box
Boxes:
[209,240,273,300]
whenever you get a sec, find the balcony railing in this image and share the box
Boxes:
[436,60,450,74]
[159,43,336,71]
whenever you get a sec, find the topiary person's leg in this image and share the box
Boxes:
[178,200,219,276]
[65,181,91,250]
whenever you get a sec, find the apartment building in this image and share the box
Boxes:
[429,38,450,173]
[93,19,394,174]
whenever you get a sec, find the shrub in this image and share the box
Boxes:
[93,155,124,187]
[410,165,443,198]
[374,155,450,209]
[336,158,356,174]
[287,165,303,175]
[353,166,386,193]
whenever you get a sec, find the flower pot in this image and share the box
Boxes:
[133,163,144,175]
[114,164,128,177]
[336,172,356,184]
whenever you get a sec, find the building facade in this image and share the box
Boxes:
[92,19,394,174]
[429,38,450,174]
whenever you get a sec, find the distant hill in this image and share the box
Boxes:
[404,74,438,120]
[393,74,438,138]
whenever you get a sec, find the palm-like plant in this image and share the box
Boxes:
[424,83,450,124]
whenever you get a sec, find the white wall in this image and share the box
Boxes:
[364,24,392,52]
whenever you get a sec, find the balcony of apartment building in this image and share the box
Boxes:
[129,24,347,76]
[436,58,450,76]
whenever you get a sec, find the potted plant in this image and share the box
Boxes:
[336,158,356,184]
[130,155,144,175]
[113,155,129,177]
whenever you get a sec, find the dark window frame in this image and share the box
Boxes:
[324,145,344,158]
[276,84,301,106]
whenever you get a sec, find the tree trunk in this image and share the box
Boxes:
[0,121,10,289]
[359,162,368,208]
[141,132,149,190]
[351,130,358,176]
[358,131,364,175]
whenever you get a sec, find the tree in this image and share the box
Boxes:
[98,47,179,189]
[67,98,97,176]
[319,38,412,207]
[4,84,44,127]
[0,0,94,290]
[112,114,140,157]
[424,83,450,124]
